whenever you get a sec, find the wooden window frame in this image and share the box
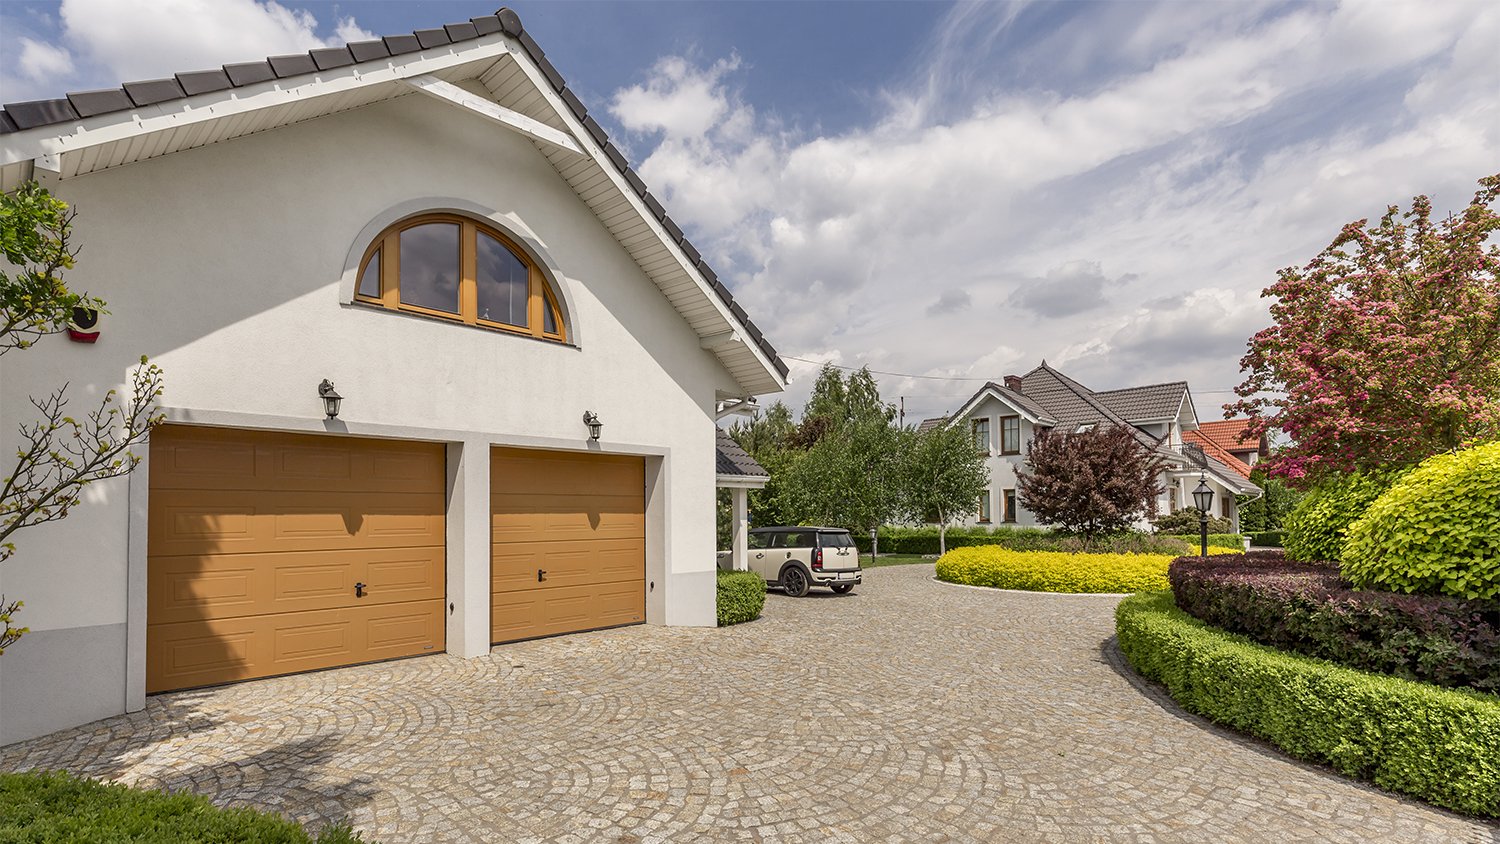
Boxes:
[972,418,991,455]
[1000,415,1022,455]
[1003,489,1017,523]
[354,213,567,343]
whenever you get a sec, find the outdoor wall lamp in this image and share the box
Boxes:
[319,379,343,419]
[583,410,602,441]
[1191,475,1214,557]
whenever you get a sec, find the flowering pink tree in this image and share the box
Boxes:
[1231,174,1500,486]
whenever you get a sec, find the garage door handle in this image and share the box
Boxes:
[355,582,367,598]
[538,569,547,582]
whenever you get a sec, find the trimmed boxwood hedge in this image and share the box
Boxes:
[855,526,1217,556]
[0,770,364,842]
[936,546,1232,594]
[716,570,766,626]
[1116,592,1500,817]
[1170,552,1499,692]
[1248,530,1284,547]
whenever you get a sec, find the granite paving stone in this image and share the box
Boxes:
[1,564,1492,842]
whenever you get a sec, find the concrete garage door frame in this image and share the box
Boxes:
[122,407,672,713]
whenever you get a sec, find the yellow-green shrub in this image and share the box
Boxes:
[1342,442,1500,599]
[934,546,1231,594]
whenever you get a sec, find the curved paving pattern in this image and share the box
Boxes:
[2,564,1493,842]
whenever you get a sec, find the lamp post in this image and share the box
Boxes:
[869,527,878,561]
[1191,476,1214,558]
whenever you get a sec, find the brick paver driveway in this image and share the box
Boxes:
[2,564,1492,842]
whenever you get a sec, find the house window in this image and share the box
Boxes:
[355,213,566,342]
[1003,489,1017,523]
[978,490,992,523]
[972,418,990,454]
[1000,416,1022,454]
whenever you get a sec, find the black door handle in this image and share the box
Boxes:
[355,582,367,598]
[538,569,547,582]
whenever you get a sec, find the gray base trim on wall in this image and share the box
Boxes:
[0,623,126,746]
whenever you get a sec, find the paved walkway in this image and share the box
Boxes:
[2,565,1493,843]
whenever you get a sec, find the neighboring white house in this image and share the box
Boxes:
[0,9,786,744]
[918,362,1260,532]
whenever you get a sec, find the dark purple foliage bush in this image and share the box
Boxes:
[1168,551,1500,692]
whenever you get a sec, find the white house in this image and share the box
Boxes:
[0,9,786,744]
[918,362,1259,532]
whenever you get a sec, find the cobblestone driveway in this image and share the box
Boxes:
[3,564,1493,843]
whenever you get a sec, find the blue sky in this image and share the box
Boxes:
[2,1,1496,422]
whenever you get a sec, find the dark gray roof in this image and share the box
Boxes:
[716,429,768,478]
[1094,381,1188,422]
[916,416,948,434]
[1018,364,1163,452]
[1,7,787,382]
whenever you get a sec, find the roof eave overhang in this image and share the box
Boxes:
[717,474,769,489]
[952,386,1052,427]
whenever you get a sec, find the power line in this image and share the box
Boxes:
[780,354,1251,394]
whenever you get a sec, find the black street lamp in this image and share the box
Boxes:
[1192,476,1214,557]
[318,379,343,419]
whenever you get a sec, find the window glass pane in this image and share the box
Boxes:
[819,531,853,548]
[399,223,460,313]
[748,532,770,549]
[543,296,559,335]
[1003,417,1021,452]
[358,250,380,298]
[476,231,529,327]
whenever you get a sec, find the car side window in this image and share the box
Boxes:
[790,532,814,548]
[748,533,770,550]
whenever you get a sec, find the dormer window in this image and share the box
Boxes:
[355,213,566,342]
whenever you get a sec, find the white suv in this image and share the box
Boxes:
[737,527,863,597]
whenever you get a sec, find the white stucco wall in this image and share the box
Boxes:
[0,92,749,743]
[958,395,1040,529]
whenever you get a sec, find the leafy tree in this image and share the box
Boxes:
[1,182,164,654]
[1016,425,1165,537]
[1231,174,1500,486]
[901,421,989,555]
[1236,469,1303,532]
[728,401,800,529]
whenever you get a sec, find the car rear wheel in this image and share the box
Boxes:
[831,583,854,594]
[781,567,810,597]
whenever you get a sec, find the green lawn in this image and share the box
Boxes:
[863,553,935,568]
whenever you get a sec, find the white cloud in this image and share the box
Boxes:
[18,38,73,83]
[611,0,1497,413]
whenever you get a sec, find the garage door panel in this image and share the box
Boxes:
[491,539,645,593]
[147,599,444,693]
[491,449,643,496]
[150,547,443,624]
[150,490,445,556]
[491,495,644,543]
[150,426,444,494]
[489,583,644,644]
[149,427,446,693]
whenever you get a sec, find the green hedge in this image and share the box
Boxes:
[935,546,1230,594]
[1248,531,1284,547]
[716,570,766,626]
[1115,592,1500,817]
[1342,443,1500,600]
[1162,533,1246,550]
[856,526,1210,556]
[0,770,364,842]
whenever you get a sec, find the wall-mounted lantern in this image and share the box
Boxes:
[583,411,602,441]
[318,379,343,419]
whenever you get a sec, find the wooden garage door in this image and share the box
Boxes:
[147,426,446,693]
[491,448,645,643]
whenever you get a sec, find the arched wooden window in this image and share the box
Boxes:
[355,213,566,342]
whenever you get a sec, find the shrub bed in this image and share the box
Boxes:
[1170,552,1499,692]
[857,526,1208,556]
[0,770,363,842]
[716,570,766,626]
[936,546,1228,594]
[1341,442,1500,600]
[1115,592,1500,817]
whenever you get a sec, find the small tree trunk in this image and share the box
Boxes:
[939,520,947,556]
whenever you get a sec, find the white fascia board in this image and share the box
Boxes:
[952,387,1045,427]
[402,74,582,155]
[1178,390,1200,430]
[0,36,513,167]
[716,475,770,489]
[499,40,786,393]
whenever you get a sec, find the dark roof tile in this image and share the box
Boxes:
[662,216,684,243]
[623,168,648,197]
[533,54,566,92]
[603,142,629,172]
[559,87,586,119]
[0,111,18,134]
[697,261,719,286]
[497,8,524,36]
[518,30,545,59]
[680,239,701,264]
[716,429,768,478]
[67,88,134,118]
[384,34,422,55]
[224,61,276,86]
[643,193,666,220]
[414,28,451,49]
[444,22,478,42]
[268,54,317,78]
[730,302,749,323]
[309,47,354,70]
[124,79,186,107]
[6,98,80,129]
[1094,382,1187,422]
[581,115,609,146]
[175,70,232,96]
[471,15,503,36]
[711,280,733,304]
[348,40,391,63]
